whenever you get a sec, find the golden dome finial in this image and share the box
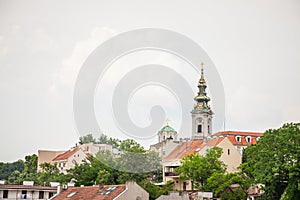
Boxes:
[165,118,170,126]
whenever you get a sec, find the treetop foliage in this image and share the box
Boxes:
[241,122,300,200]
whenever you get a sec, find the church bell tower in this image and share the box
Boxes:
[191,63,213,140]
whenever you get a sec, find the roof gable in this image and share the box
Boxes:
[52,148,81,161]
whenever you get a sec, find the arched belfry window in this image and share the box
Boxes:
[197,124,202,133]
[196,118,203,133]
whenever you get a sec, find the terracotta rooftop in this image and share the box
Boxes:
[227,135,258,145]
[0,184,57,191]
[164,137,225,160]
[52,185,126,200]
[52,148,80,161]
[214,131,263,146]
[214,131,263,137]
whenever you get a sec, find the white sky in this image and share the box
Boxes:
[0,0,300,162]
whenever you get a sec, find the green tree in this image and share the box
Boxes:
[119,139,145,153]
[205,172,249,199]
[7,170,21,184]
[79,133,96,145]
[139,180,174,200]
[241,123,300,200]
[7,154,38,184]
[37,162,72,185]
[0,160,24,180]
[23,154,38,174]
[175,147,226,189]
[97,134,120,147]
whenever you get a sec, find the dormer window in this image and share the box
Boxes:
[235,136,241,142]
[246,136,252,143]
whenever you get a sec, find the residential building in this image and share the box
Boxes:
[79,143,113,156]
[38,143,115,173]
[0,181,58,200]
[162,132,262,190]
[213,131,262,154]
[52,148,87,174]
[37,150,65,172]
[51,181,149,200]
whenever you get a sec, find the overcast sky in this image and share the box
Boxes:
[0,0,300,162]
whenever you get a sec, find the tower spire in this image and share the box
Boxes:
[201,62,204,78]
[191,63,213,140]
[194,63,211,112]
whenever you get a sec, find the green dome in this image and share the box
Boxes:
[159,125,176,133]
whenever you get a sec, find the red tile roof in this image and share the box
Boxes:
[0,184,57,191]
[214,131,263,137]
[52,185,126,200]
[164,140,202,160]
[214,131,263,146]
[52,148,80,161]
[227,136,258,146]
[164,138,225,160]
[164,131,263,160]
[86,153,92,157]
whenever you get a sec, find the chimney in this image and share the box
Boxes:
[57,185,61,194]
[98,183,104,190]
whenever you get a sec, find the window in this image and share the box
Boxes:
[208,125,210,134]
[21,190,27,199]
[197,124,202,133]
[246,136,251,143]
[235,136,241,142]
[39,191,44,199]
[227,149,230,155]
[49,192,54,198]
[3,190,8,198]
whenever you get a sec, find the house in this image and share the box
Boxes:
[162,131,262,191]
[162,139,203,191]
[51,181,149,200]
[52,148,87,174]
[37,150,66,172]
[0,181,58,200]
[38,143,115,173]
[213,131,263,154]
[79,143,113,156]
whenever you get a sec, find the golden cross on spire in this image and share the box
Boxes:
[165,118,170,125]
[201,62,204,74]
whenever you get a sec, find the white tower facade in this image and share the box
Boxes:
[191,63,213,140]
